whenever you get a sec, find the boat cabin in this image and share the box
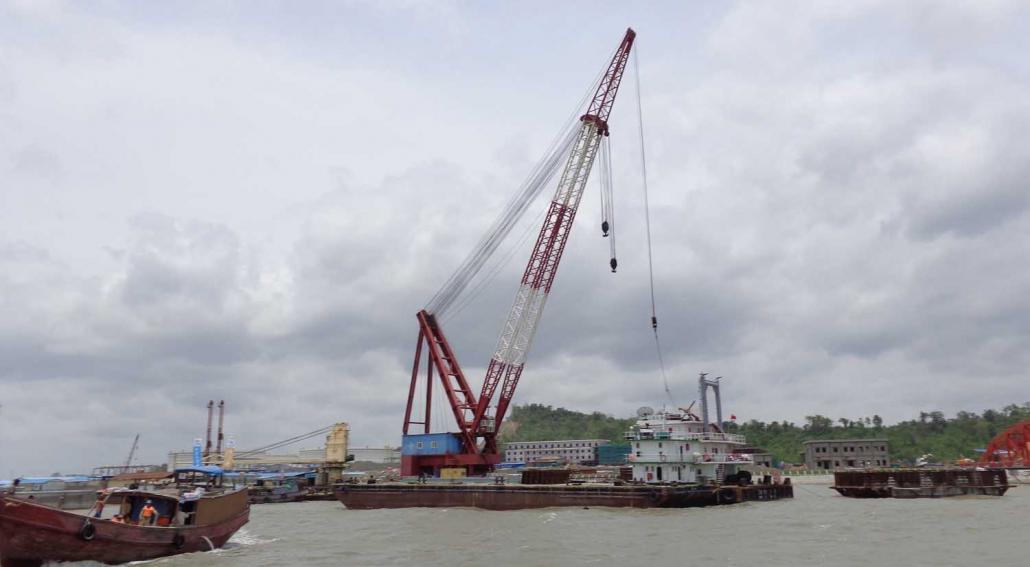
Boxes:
[173,465,227,489]
[625,407,752,485]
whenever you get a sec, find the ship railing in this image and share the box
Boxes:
[623,431,747,444]
[695,454,754,464]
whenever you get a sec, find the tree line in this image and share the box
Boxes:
[500,402,1030,465]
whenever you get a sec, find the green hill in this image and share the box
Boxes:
[501,402,1030,465]
[500,404,634,444]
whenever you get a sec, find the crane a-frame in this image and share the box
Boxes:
[402,29,636,476]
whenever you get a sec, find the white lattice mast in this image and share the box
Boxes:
[402,29,637,475]
[472,29,637,446]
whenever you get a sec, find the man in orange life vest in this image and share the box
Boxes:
[140,500,158,526]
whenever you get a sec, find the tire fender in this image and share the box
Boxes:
[79,520,96,541]
[719,488,737,504]
[173,532,186,550]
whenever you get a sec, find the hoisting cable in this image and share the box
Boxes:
[426,55,612,319]
[633,47,673,403]
[599,136,617,272]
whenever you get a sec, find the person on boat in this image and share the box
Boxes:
[141,500,158,526]
[5,478,19,495]
[111,514,125,524]
[92,492,105,518]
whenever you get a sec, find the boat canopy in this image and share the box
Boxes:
[8,476,97,485]
[255,471,313,480]
[174,466,224,476]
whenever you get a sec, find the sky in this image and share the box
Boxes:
[2,0,1029,475]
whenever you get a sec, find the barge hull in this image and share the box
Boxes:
[335,482,792,510]
[832,468,1009,498]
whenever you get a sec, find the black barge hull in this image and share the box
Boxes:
[832,469,1009,498]
[335,482,793,510]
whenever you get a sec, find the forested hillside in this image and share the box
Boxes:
[499,404,634,443]
[501,403,1030,465]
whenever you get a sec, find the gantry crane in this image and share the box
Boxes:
[402,29,636,476]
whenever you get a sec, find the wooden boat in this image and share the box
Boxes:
[0,467,249,567]
[247,473,308,504]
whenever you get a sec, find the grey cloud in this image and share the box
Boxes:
[3,2,1030,475]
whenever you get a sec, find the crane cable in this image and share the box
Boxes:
[633,47,672,403]
[598,136,617,272]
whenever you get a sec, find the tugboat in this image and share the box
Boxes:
[0,466,249,567]
[626,374,756,488]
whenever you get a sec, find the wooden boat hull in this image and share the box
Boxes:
[335,482,793,510]
[0,491,249,566]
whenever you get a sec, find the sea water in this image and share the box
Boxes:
[81,482,1028,566]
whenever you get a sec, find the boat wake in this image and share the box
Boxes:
[226,527,278,547]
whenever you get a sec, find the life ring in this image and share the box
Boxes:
[173,533,186,550]
[79,520,96,541]
[718,488,737,504]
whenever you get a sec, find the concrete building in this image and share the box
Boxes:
[734,446,774,468]
[803,439,890,470]
[502,439,609,465]
[349,447,401,464]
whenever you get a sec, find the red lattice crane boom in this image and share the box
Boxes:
[979,418,1030,468]
[402,29,636,477]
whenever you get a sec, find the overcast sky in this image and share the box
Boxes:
[2,0,1029,475]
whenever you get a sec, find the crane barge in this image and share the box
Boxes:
[400,28,636,478]
[336,29,795,509]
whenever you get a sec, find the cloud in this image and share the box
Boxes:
[2,1,1030,474]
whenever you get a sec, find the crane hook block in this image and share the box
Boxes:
[601,220,610,237]
[610,257,618,272]
[651,316,658,329]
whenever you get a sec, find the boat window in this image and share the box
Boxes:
[416,442,423,449]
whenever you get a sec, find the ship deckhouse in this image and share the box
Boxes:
[627,374,752,484]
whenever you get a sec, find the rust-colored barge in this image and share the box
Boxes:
[831,468,1010,498]
[335,480,792,510]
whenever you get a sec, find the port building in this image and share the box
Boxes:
[502,439,610,465]
[803,439,890,470]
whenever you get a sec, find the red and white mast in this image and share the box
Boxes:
[402,29,636,475]
[472,29,636,444]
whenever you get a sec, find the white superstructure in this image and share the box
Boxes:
[626,407,751,484]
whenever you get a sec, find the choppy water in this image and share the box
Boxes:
[77,483,1026,567]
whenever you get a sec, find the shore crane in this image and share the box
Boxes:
[402,29,637,476]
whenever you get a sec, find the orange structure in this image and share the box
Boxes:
[979,419,1030,467]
